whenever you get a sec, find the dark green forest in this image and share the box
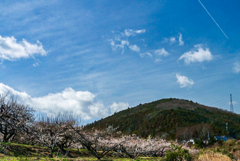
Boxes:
[85,98,240,140]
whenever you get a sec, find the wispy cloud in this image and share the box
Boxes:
[0,1,53,17]
[109,29,170,61]
[0,83,128,120]
[179,33,184,46]
[163,33,184,46]
[140,52,152,58]
[154,48,169,56]
[109,29,145,54]
[33,62,39,67]
[140,48,169,61]
[233,62,240,74]
[170,37,176,44]
[0,36,46,61]
[124,29,146,37]
[129,44,140,52]
[163,37,174,44]
[198,0,229,39]
[110,39,129,49]
[176,74,194,88]
[179,44,213,64]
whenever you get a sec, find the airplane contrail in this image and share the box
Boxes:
[198,0,229,39]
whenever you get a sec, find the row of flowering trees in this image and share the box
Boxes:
[0,94,189,159]
[25,117,170,159]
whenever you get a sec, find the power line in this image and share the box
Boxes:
[209,98,229,108]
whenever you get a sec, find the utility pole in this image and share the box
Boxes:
[230,94,234,112]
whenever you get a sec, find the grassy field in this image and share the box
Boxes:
[1,141,239,160]
[0,142,165,160]
[0,155,164,161]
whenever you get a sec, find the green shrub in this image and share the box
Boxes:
[213,147,235,160]
[216,139,224,146]
[194,139,205,148]
[0,143,4,153]
[0,142,7,154]
[208,136,217,145]
[165,143,192,161]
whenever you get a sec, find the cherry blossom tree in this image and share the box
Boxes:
[32,115,75,157]
[71,125,119,160]
[0,94,34,142]
[115,135,169,159]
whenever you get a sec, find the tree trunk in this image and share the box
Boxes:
[57,143,72,157]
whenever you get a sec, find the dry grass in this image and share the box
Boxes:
[196,151,231,161]
[234,150,240,160]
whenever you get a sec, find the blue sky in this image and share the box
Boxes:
[0,0,239,122]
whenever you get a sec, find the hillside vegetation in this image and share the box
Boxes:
[85,98,240,139]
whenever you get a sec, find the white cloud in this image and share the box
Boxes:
[179,33,184,46]
[109,29,145,54]
[170,37,176,44]
[0,83,128,120]
[109,102,129,114]
[129,45,140,52]
[154,48,169,56]
[30,88,108,120]
[140,48,169,60]
[163,37,174,44]
[0,36,47,61]
[120,40,129,46]
[179,44,213,64]
[110,29,146,54]
[135,29,146,34]
[176,74,194,88]
[33,62,39,67]
[110,39,129,54]
[140,52,152,58]
[124,29,146,37]
[0,83,31,103]
[233,62,240,73]
[110,39,129,50]
[163,33,184,46]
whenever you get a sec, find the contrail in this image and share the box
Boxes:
[198,0,229,39]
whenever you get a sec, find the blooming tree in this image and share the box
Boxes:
[32,115,75,157]
[0,94,34,142]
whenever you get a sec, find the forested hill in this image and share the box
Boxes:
[85,98,240,140]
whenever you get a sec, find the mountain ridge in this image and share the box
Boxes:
[85,98,240,140]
